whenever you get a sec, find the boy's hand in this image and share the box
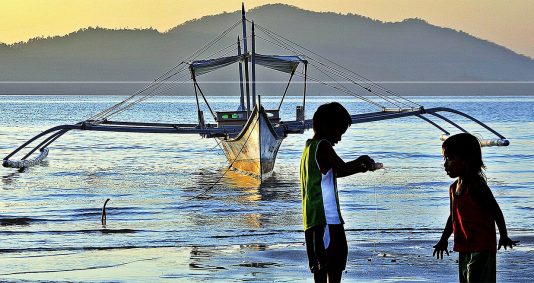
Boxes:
[355,155,374,171]
[498,237,519,250]
[432,240,449,259]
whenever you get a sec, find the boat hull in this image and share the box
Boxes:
[219,106,283,180]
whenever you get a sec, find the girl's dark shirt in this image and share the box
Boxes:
[449,179,497,252]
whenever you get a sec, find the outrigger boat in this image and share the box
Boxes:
[3,5,509,180]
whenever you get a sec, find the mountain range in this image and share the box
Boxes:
[1,4,533,95]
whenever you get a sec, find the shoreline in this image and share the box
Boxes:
[1,233,531,282]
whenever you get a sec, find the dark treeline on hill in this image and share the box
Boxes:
[1,4,533,95]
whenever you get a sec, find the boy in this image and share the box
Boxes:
[300,102,376,283]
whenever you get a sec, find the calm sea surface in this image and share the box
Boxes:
[1,95,533,282]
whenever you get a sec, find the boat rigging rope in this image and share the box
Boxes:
[256,32,415,110]
[98,71,191,119]
[252,22,422,109]
[253,23,400,96]
[99,71,190,118]
[308,62,412,109]
[202,34,251,60]
[88,65,189,122]
[251,34,384,108]
[292,71,385,109]
[186,20,242,63]
[373,181,379,257]
[186,115,260,200]
[209,138,225,152]
[89,20,242,122]
[255,33,406,109]
[107,34,251,121]
[253,32,401,108]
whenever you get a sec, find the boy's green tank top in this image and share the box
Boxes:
[300,139,343,231]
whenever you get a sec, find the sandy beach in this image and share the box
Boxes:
[1,231,532,282]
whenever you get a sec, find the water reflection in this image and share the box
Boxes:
[188,246,226,271]
[2,169,24,186]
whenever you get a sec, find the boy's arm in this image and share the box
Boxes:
[478,183,519,250]
[316,141,373,177]
[433,215,453,259]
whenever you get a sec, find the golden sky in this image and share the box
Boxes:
[2,0,533,57]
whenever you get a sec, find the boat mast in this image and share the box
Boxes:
[251,21,257,107]
[237,37,245,111]
[303,63,307,121]
[241,3,251,115]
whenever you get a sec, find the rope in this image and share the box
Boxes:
[253,33,395,109]
[97,70,191,120]
[89,20,242,122]
[253,23,422,109]
[202,34,251,60]
[210,138,224,151]
[308,62,408,109]
[292,71,385,110]
[373,183,379,256]
[89,65,189,121]
[186,115,259,200]
[89,65,188,121]
[185,20,242,62]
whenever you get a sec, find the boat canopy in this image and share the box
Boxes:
[189,54,306,77]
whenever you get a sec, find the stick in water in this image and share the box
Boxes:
[101,198,110,228]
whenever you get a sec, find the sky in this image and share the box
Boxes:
[2,0,534,58]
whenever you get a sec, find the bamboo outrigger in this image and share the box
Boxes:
[3,4,509,180]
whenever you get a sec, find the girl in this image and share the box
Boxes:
[433,133,518,282]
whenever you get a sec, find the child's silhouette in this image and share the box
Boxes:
[433,133,518,282]
[300,102,377,283]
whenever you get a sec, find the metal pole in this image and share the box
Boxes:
[251,21,256,107]
[277,71,295,111]
[237,37,245,111]
[241,3,251,115]
[194,80,217,121]
[191,69,203,126]
[303,63,308,121]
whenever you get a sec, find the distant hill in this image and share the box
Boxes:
[1,4,533,95]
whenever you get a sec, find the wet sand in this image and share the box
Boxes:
[1,231,531,282]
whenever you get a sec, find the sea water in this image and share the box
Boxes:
[0,95,533,282]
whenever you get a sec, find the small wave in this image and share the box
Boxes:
[0,244,174,254]
[49,171,86,177]
[236,262,280,268]
[212,232,278,239]
[97,145,153,151]
[188,263,227,271]
[0,256,160,276]
[7,251,84,259]
[0,217,36,226]
[346,228,440,233]
[100,228,137,234]
[60,206,159,218]
[0,228,139,235]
